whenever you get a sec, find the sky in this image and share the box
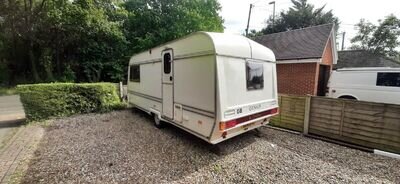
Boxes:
[219,0,400,50]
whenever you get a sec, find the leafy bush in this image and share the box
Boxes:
[17,83,124,121]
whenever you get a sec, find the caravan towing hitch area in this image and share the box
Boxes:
[21,110,400,183]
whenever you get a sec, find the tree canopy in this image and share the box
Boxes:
[0,0,224,85]
[251,0,338,36]
[350,14,400,58]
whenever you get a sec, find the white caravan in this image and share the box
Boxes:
[327,67,400,104]
[127,32,279,144]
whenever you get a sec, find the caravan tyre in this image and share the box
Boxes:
[153,114,165,128]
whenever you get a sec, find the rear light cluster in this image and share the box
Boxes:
[219,107,279,131]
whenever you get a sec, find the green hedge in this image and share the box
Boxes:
[17,83,123,121]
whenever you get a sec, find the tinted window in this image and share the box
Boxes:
[163,53,171,74]
[129,65,140,82]
[376,72,400,87]
[246,61,264,90]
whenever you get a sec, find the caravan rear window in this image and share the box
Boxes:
[376,72,400,87]
[129,65,140,82]
[246,61,264,90]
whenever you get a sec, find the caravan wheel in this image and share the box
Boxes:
[153,114,165,128]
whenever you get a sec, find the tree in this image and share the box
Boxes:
[0,0,49,82]
[0,0,224,84]
[350,14,400,58]
[260,0,339,34]
[123,0,224,53]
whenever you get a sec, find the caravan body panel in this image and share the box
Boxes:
[128,32,278,144]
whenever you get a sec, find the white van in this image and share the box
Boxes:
[127,32,279,144]
[327,67,400,104]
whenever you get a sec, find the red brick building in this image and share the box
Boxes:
[254,24,338,96]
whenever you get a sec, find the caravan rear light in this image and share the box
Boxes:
[219,108,279,131]
[225,120,238,129]
[270,108,279,114]
[219,120,237,131]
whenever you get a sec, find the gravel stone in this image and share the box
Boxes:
[22,110,400,183]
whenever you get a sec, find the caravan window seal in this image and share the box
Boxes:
[245,60,264,91]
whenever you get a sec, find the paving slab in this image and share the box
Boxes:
[0,95,26,149]
[0,95,25,122]
[0,126,44,184]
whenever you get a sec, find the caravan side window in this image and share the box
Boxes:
[129,65,140,82]
[163,53,171,74]
[376,72,400,87]
[246,61,264,90]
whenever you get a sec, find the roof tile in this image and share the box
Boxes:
[254,24,334,60]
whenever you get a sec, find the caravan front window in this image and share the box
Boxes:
[129,65,140,82]
[246,61,264,90]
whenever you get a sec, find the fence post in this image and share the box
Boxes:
[303,96,311,135]
[339,100,346,136]
[119,81,123,99]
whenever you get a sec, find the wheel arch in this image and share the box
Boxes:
[337,94,358,100]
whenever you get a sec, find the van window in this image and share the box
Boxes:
[163,53,171,74]
[246,61,264,90]
[129,65,140,82]
[376,72,400,87]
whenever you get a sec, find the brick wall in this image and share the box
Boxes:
[321,38,334,66]
[276,63,318,95]
[316,37,334,95]
[276,37,335,96]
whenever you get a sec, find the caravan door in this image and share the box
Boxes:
[161,49,174,119]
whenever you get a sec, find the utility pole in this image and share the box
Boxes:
[269,1,276,27]
[341,32,346,50]
[245,4,254,36]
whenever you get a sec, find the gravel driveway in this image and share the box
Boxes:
[22,110,400,183]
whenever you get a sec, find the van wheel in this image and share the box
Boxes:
[153,114,165,128]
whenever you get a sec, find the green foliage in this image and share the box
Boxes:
[247,29,264,39]
[259,0,339,35]
[0,0,223,85]
[60,65,76,82]
[17,83,123,121]
[123,0,224,53]
[351,14,400,58]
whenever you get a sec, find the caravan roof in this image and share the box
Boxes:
[129,32,275,65]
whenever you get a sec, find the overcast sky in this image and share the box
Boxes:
[219,0,400,50]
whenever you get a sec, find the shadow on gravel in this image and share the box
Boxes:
[22,110,259,183]
[0,119,25,128]
[134,108,258,156]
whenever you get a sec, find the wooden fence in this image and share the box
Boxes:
[270,95,307,132]
[272,95,400,154]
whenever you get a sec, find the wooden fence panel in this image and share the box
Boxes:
[308,97,400,154]
[271,95,306,132]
